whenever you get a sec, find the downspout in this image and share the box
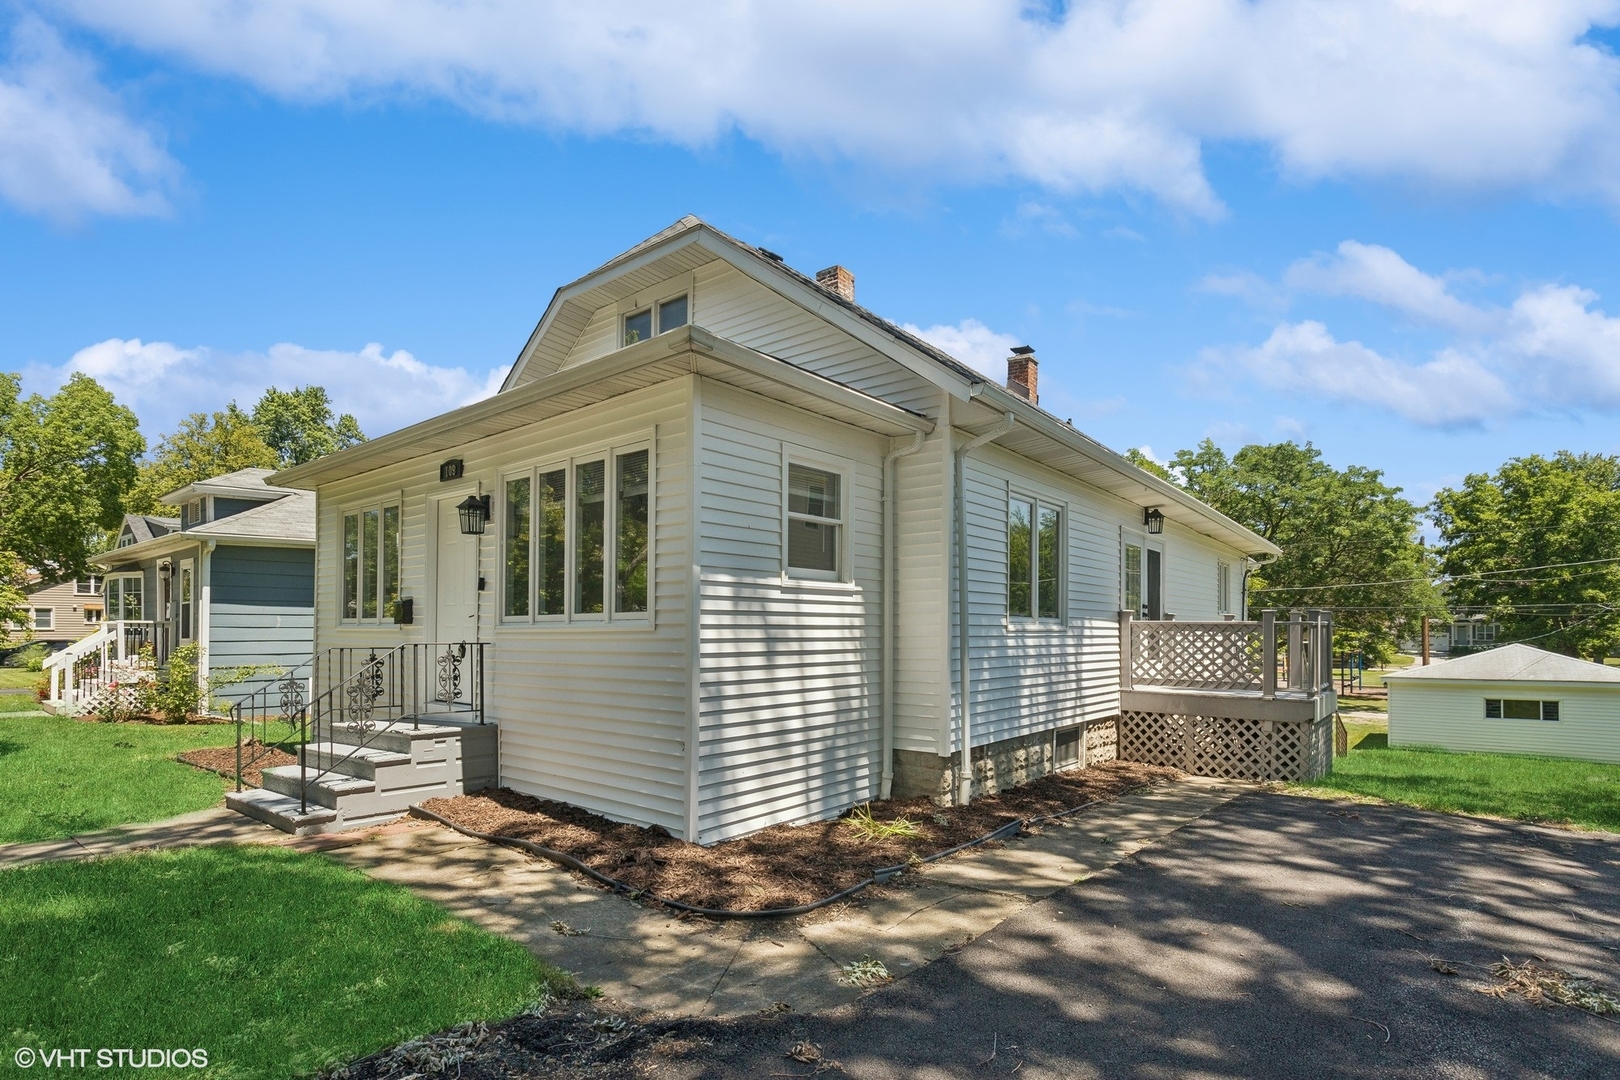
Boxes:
[198,540,216,690]
[879,429,927,800]
[954,409,1016,806]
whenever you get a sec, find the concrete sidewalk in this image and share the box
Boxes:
[0,804,288,868]
[322,776,1247,1018]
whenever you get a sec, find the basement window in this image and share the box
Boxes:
[1485,698,1560,722]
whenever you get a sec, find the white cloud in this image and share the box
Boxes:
[1284,241,1487,331]
[1201,241,1620,425]
[38,338,507,439]
[1204,321,1514,426]
[43,1,1620,215]
[901,318,1022,379]
[1197,270,1289,312]
[0,17,178,221]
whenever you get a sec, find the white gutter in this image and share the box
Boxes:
[954,409,1016,806]
[879,429,928,799]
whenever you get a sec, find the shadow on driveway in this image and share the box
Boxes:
[652,791,1620,1079]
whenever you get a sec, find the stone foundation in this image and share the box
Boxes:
[890,718,1121,803]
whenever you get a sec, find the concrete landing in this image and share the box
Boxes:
[322,775,1248,1019]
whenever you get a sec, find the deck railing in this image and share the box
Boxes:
[41,620,171,712]
[1120,609,1334,699]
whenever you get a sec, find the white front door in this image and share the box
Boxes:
[435,498,479,643]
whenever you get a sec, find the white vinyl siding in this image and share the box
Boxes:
[947,444,1250,752]
[694,382,885,843]
[893,416,953,756]
[553,261,939,415]
[312,379,693,835]
[1389,681,1620,764]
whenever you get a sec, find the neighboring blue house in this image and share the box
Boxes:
[45,468,315,712]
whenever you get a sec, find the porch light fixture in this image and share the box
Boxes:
[1143,507,1164,535]
[457,494,492,536]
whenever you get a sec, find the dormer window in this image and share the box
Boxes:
[188,499,205,526]
[622,293,689,346]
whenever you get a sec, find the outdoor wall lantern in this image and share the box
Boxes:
[1143,507,1164,534]
[457,494,492,536]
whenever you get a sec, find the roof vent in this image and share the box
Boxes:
[815,265,855,303]
[1007,346,1037,403]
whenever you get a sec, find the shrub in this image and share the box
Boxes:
[149,643,204,723]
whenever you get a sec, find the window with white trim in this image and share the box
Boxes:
[622,293,690,346]
[786,463,842,580]
[83,606,102,624]
[74,576,100,595]
[30,608,53,631]
[1009,496,1062,621]
[502,444,651,623]
[105,575,143,621]
[342,503,400,622]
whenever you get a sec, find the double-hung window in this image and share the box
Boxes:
[1009,496,1062,621]
[31,608,53,631]
[503,444,651,623]
[786,463,843,581]
[342,503,400,623]
[623,293,690,346]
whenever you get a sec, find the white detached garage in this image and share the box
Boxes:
[1384,643,1620,765]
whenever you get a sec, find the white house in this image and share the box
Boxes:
[256,217,1321,843]
[1385,643,1620,764]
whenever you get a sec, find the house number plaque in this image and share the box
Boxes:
[439,458,464,482]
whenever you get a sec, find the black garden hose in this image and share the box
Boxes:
[408,783,1160,920]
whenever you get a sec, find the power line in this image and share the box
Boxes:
[1252,556,1620,593]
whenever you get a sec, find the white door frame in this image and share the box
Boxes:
[426,486,480,644]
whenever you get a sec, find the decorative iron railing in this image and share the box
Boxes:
[230,642,486,812]
[1121,609,1334,699]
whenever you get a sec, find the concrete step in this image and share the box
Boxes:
[319,719,479,754]
[299,741,413,780]
[225,788,338,836]
[261,765,375,809]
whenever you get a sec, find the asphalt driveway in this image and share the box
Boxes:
[642,791,1620,1079]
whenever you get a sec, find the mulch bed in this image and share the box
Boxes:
[177,741,299,788]
[421,760,1178,911]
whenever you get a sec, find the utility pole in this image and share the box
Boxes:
[1421,616,1430,666]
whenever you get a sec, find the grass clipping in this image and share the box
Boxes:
[1486,958,1620,1017]
[842,803,919,843]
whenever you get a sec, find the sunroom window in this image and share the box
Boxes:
[342,503,400,622]
[786,464,841,579]
[502,447,651,623]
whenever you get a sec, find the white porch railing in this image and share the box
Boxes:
[41,620,168,714]
[1119,608,1335,699]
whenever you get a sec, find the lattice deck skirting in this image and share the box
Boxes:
[1116,710,1333,782]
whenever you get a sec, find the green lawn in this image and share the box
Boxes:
[0,846,559,1078]
[0,668,44,690]
[0,713,247,843]
[1302,717,1620,832]
[0,694,46,714]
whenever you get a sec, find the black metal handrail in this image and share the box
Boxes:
[227,642,484,814]
[230,658,316,790]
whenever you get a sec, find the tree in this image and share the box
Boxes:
[1162,439,1441,661]
[252,385,365,467]
[124,404,279,514]
[0,372,145,583]
[0,550,27,645]
[1431,452,1620,660]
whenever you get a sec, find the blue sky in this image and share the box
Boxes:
[5,2,1620,515]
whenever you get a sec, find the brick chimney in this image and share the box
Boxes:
[1007,346,1038,403]
[815,265,855,303]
